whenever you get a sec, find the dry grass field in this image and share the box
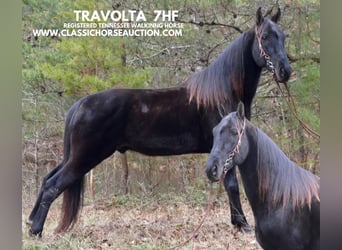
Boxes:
[22,153,263,249]
[22,192,262,250]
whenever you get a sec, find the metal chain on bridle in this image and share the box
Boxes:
[223,119,246,175]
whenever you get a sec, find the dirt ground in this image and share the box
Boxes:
[22,195,262,250]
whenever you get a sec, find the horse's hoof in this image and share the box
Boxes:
[25,218,33,226]
[233,221,252,233]
[240,224,252,233]
[29,228,42,238]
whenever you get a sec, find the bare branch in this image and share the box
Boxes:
[288,54,320,63]
[176,19,244,33]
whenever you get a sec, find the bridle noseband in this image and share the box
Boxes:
[223,119,246,174]
[255,26,275,75]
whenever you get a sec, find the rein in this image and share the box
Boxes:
[168,182,218,250]
[223,119,246,175]
[255,25,320,141]
[276,81,320,141]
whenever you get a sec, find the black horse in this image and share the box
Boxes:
[28,7,292,236]
[206,102,320,250]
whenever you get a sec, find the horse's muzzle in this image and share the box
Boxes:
[276,63,292,83]
[205,160,221,182]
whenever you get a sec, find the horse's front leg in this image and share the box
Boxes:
[223,165,251,232]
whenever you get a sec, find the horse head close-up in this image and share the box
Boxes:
[206,102,320,250]
[205,102,249,182]
[253,7,292,83]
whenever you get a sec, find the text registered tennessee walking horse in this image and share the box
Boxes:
[28,7,292,236]
[206,103,320,250]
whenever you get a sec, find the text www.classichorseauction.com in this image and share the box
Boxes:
[32,9,184,37]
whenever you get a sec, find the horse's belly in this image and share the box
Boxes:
[126,129,204,156]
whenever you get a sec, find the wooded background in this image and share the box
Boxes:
[22,0,319,207]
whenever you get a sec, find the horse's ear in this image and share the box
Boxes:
[237,102,245,121]
[256,7,264,26]
[271,7,281,23]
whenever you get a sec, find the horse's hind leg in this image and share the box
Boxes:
[224,166,251,232]
[28,160,84,237]
[28,163,63,224]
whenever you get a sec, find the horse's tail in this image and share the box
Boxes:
[55,177,84,233]
[55,100,85,233]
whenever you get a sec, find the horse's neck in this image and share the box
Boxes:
[239,157,259,206]
[237,129,263,213]
[242,59,262,109]
[240,47,262,119]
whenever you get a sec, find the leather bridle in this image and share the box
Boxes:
[223,119,246,174]
[255,25,275,75]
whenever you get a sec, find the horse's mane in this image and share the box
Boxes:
[255,128,320,210]
[186,29,255,108]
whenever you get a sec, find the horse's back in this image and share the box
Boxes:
[64,87,214,156]
[114,87,213,155]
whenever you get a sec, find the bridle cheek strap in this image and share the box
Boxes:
[255,26,275,75]
[223,119,246,174]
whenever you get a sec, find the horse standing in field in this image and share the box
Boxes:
[28,7,292,236]
[206,103,320,250]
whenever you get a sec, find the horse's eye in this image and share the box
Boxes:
[262,34,268,40]
[232,130,239,136]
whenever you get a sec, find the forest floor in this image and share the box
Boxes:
[22,192,262,250]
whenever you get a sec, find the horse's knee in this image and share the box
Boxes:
[41,181,61,205]
[224,174,239,194]
[225,180,239,192]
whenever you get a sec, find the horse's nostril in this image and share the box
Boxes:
[280,67,285,78]
[278,66,291,82]
[212,165,217,177]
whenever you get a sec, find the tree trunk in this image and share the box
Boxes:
[89,169,95,201]
[120,153,129,194]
